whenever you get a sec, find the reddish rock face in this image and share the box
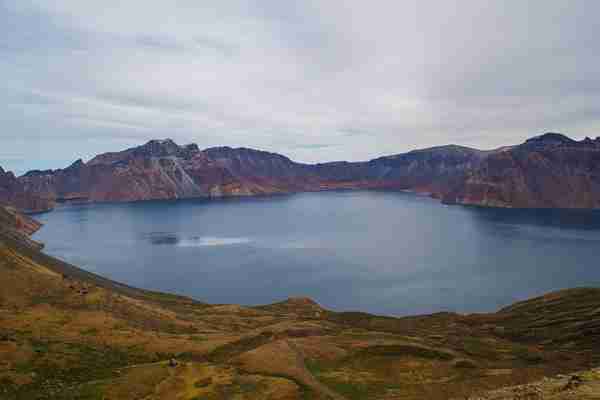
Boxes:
[3,139,481,212]
[0,167,54,213]
[5,133,598,212]
[444,133,600,208]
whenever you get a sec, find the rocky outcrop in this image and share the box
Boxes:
[0,167,54,213]
[4,133,600,211]
[444,133,600,208]
[464,368,600,399]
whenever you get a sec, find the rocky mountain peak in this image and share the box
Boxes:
[524,132,576,146]
[67,159,85,169]
[135,139,182,157]
[0,167,16,181]
[184,143,200,153]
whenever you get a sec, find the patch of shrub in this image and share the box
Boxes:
[356,344,454,361]
[453,359,477,369]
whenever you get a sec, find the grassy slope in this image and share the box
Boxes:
[0,207,599,399]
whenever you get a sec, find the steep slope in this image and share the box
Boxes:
[19,140,208,205]
[3,139,485,212]
[364,144,487,196]
[15,140,320,207]
[1,207,600,399]
[445,133,600,208]
[0,206,43,250]
[0,167,53,213]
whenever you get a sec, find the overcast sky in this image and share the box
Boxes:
[2,1,600,174]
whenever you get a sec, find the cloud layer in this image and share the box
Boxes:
[2,1,600,174]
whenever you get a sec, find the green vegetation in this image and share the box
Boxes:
[79,328,99,336]
[2,339,152,400]
[354,344,455,361]
[316,378,384,400]
[462,337,499,360]
[206,331,273,363]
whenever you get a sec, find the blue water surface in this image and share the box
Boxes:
[33,191,600,316]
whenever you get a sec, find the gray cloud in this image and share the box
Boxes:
[1,0,600,174]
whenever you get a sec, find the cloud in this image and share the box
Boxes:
[1,0,600,174]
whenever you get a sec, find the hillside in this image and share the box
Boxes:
[1,207,599,399]
[0,206,44,251]
[444,133,600,208]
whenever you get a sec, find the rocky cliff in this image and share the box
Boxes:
[363,144,487,196]
[3,133,600,212]
[0,167,53,213]
[444,133,600,208]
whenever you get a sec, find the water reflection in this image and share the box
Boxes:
[468,206,600,230]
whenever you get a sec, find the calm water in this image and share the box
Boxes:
[32,191,600,316]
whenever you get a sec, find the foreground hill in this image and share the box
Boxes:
[1,207,599,399]
[0,205,44,250]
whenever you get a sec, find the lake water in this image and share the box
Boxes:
[32,190,600,316]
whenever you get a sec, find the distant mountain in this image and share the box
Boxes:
[1,139,480,212]
[443,133,600,208]
[2,133,600,212]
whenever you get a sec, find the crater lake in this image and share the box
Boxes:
[32,190,600,316]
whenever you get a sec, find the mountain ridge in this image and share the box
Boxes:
[443,133,600,208]
[2,132,600,212]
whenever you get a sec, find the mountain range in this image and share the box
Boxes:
[2,132,600,212]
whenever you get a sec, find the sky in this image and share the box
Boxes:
[1,1,600,174]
